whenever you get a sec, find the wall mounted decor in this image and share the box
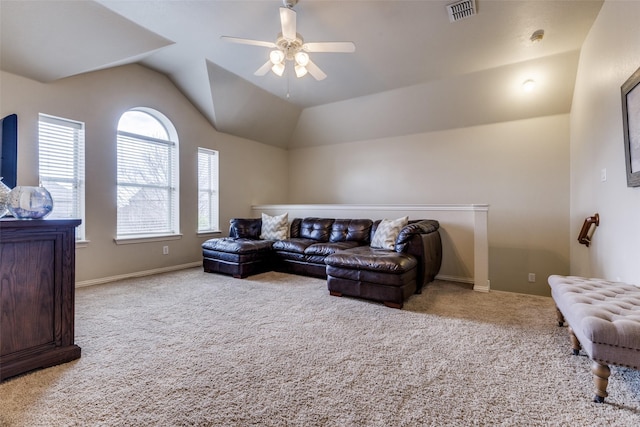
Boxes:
[578,213,599,247]
[0,114,18,189]
[622,65,640,187]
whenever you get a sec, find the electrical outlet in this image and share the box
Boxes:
[528,273,536,283]
[601,168,607,182]
[162,246,169,255]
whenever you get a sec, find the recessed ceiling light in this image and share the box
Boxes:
[522,79,536,92]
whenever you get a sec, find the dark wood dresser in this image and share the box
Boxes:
[0,218,81,381]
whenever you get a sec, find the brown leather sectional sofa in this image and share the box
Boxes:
[202,217,442,308]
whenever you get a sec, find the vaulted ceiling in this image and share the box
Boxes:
[1,0,604,148]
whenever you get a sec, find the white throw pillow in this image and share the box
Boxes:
[370,216,409,250]
[260,212,289,240]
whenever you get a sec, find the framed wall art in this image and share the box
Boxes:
[622,66,640,187]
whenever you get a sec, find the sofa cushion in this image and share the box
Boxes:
[202,238,274,254]
[330,219,373,243]
[370,216,409,250]
[325,246,417,273]
[260,212,288,240]
[299,217,335,241]
[273,238,317,254]
[229,218,262,239]
[305,241,360,256]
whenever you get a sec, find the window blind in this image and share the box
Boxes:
[198,147,219,232]
[38,114,85,240]
[116,115,179,238]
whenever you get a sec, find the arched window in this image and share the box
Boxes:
[116,108,179,239]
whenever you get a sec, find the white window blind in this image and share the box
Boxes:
[38,113,85,240]
[198,148,219,232]
[116,109,179,239]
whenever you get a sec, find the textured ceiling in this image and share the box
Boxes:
[0,0,604,148]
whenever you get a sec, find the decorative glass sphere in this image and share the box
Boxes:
[7,186,54,219]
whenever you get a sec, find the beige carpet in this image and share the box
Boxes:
[1,268,639,426]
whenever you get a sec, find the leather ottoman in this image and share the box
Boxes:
[325,246,418,309]
[202,238,274,278]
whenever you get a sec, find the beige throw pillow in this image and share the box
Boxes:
[370,216,409,250]
[260,212,289,240]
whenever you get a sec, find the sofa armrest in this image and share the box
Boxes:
[289,218,303,238]
[395,220,442,292]
[395,220,440,252]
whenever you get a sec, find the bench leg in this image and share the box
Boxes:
[592,361,610,403]
[568,327,581,355]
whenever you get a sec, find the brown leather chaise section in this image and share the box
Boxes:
[322,220,442,309]
[325,247,418,309]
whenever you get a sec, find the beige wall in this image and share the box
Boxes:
[288,115,571,295]
[570,0,640,283]
[0,65,289,283]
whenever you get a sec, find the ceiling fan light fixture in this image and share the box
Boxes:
[295,64,308,78]
[272,62,285,76]
[222,0,355,82]
[270,50,285,65]
[294,51,309,67]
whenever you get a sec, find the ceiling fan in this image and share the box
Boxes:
[221,0,355,81]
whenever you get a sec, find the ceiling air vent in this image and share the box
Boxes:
[447,0,477,23]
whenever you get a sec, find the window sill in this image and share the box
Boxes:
[114,234,183,245]
[197,230,222,237]
[76,240,90,249]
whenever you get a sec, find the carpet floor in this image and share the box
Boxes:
[1,268,639,426]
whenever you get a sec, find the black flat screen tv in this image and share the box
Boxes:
[0,113,18,189]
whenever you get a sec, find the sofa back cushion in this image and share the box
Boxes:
[299,217,335,242]
[330,219,373,243]
[229,218,262,239]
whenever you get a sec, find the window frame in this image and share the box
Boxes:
[115,107,180,242]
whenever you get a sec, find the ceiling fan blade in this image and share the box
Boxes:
[306,59,327,81]
[280,7,297,41]
[221,36,276,49]
[254,60,272,76]
[303,42,356,53]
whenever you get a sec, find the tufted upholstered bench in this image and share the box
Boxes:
[548,275,640,403]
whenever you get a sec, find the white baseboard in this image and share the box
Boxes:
[435,274,489,292]
[76,262,202,288]
[435,274,474,284]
